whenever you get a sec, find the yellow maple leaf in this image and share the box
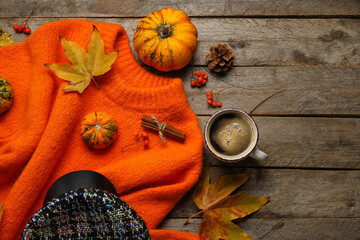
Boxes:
[45,25,118,93]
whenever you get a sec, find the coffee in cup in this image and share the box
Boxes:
[204,108,268,162]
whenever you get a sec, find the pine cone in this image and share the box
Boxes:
[205,44,234,73]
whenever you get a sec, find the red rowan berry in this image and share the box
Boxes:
[205,87,233,108]
[202,80,207,85]
[200,70,205,76]
[196,82,202,87]
[203,74,208,80]
[195,71,200,77]
[13,2,36,35]
[190,80,196,87]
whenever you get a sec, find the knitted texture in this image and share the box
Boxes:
[22,188,151,239]
[0,20,203,240]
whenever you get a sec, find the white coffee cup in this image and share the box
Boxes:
[204,108,268,162]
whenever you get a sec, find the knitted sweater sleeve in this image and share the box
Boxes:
[0,40,61,183]
[0,20,203,240]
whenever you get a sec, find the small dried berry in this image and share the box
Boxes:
[12,2,36,36]
[205,87,233,108]
[142,132,148,139]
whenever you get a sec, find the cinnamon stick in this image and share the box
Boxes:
[141,122,185,142]
[142,115,185,137]
[141,115,186,142]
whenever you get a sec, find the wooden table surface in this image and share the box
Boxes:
[1,1,359,239]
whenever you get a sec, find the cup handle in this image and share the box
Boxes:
[249,148,268,161]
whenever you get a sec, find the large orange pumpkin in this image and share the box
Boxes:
[133,8,198,72]
[80,112,118,149]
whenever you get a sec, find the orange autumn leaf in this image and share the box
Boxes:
[187,166,270,240]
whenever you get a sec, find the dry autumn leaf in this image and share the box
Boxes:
[0,28,15,47]
[186,166,269,240]
[45,25,118,93]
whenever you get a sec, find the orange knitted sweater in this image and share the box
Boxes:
[0,20,203,239]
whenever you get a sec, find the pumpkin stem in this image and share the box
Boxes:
[158,24,172,39]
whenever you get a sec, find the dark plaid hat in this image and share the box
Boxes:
[21,171,151,239]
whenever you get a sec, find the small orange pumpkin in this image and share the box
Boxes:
[133,8,198,72]
[80,112,118,149]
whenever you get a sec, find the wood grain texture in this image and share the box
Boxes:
[1,0,359,17]
[1,18,360,66]
[167,168,360,218]
[178,66,360,116]
[160,218,360,239]
[197,117,360,169]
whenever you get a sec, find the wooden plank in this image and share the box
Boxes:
[159,218,360,239]
[0,18,360,66]
[197,117,360,169]
[4,18,360,44]
[1,18,360,66]
[167,168,360,218]
[177,66,360,116]
[0,0,359,17]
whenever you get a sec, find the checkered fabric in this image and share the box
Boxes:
[21,188,151,239]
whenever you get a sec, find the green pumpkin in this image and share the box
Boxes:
[0,77,14,114]
[80,112,118,149]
